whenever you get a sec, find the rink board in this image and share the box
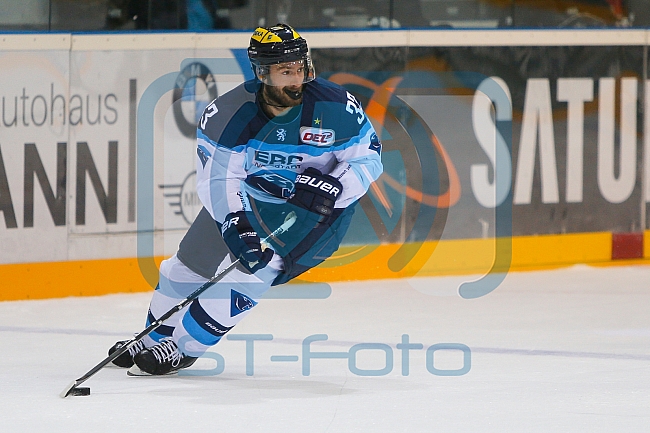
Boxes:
[1,30,650,300]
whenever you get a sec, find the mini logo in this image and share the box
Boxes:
[300,127,335,146]
[159,171,203,225]
[277,128,287,141]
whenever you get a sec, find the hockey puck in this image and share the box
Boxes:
[70,387,91,396]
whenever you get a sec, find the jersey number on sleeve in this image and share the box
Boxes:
[346,91,365,125]
[200,102,218,129]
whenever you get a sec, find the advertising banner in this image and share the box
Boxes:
[0,30,649,300]
[0,39,71,264]
[313,44,649,240]
[0,35,249,265]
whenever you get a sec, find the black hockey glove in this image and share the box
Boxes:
[221,211,274,273]
[288,167,343,227]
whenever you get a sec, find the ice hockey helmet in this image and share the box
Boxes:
[248,24,315,84]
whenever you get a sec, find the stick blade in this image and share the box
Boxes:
[71,387,91,396]
[59,380,77,398]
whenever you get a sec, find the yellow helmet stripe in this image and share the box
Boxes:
[251,27,268,43]
[263,32,283,43]
[251,25,302,44]
[258,28,283,44]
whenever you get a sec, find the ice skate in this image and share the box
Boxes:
[108,339,146,368]
[128,338,197,376]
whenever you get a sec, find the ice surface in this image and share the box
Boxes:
[1,265,649,432]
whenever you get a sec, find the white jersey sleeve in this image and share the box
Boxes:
[194,84,258,223]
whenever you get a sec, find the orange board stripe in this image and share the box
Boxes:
[0,231,646,301]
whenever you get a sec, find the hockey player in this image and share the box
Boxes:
[109,23,383,375]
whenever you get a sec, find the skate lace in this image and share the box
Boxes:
[149,339,182,367]
[128,339,145,357]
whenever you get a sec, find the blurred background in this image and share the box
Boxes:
[1,0,648,32]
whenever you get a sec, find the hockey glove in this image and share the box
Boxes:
[221,211,274,273]
[288,167,343,227]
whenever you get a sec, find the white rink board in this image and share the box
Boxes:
[0,36,246,264]
[1,29,650,267]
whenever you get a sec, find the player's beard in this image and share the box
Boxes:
[263,84,303,108]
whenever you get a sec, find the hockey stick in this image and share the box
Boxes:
[60,211,297,398]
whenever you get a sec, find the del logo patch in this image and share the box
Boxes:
[300,127,335,146]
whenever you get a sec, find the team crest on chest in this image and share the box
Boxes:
[276,128,287,141]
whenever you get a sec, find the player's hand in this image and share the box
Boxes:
[221,211,274,272]
[288,167,343,227]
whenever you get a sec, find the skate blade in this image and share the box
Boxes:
[126,365,150,376]
[127,365,178,376]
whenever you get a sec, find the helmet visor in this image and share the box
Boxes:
[253,57,315,86]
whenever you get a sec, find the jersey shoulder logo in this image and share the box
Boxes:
[197,144,212,168]
[300,126,335,146]
[369,132,382,155]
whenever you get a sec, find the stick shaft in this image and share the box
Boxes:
[61,258,240,396]
[60,212,296,397]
